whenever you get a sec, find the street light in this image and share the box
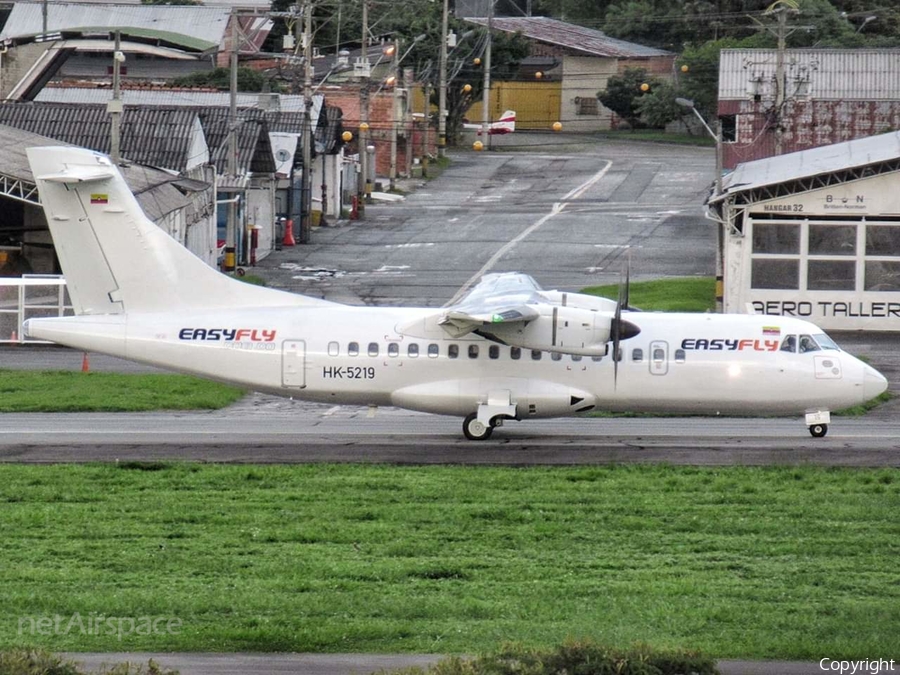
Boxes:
[676,97,724,312]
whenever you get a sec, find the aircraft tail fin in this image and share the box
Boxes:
[27,146,331,315]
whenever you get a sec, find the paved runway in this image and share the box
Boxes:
[2,405,899,465]
[61,652,839,675]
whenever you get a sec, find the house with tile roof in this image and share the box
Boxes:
[464,16,675,131]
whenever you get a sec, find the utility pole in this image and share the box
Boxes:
[358,0,370,211]
[755,1,809,156]
[108,30,123,164]
[480,0,493,146]
[437,0,449,157]
[224,13,239,273]
[300,0,313,244]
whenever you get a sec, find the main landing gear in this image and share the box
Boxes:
[806,410,830,438]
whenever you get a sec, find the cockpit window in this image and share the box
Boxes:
[798,335,821,353]
[780,335,796,353]
[813,333,840,351]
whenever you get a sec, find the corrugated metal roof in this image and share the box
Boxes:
[0,3,232,51]
[719,49,900,101]
[464,16,672,59]
[0,102,200,172]
[713,130,900,201]
[196,107,275,175]
[36,88,324,117]
[0,123,190,220]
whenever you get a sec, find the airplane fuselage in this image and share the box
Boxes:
[27,307,883,420]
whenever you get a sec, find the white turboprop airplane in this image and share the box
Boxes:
[24,147,888,440]
[463,110,516,135]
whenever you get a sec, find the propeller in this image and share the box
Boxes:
[612,253,634,388]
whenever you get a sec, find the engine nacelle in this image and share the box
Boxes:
[538,290,619,313]
[483,305,614,356]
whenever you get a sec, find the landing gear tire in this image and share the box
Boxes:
[809,423,828,438]
[463,413,493,441]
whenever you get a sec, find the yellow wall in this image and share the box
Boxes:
[465,81,562,130]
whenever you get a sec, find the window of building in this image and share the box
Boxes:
[510,347,521,360]
[448,344,459,359]
[368,342,379,357]
[388,343,399,357]
[753,223,800,254]
[408,343,419,357]
[751,259,800,290]
[808,260,855,291]
[428,343,439,358]
[348,341,359,356]
[720,114,737,143]
[489,345,500,359]
[468,345,479,359]
[809,225,856,256]
[576,96,599,116]
[327,341,339,356]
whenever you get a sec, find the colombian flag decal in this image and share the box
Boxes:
[90,194,109,204]
[762,326,781,336]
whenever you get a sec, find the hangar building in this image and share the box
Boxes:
[709,131,900,331]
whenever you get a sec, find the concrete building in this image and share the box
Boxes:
[464,16,674,131]
[718,49,900,170]
[709,131,900,331]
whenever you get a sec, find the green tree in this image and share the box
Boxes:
[598,67,661,129]
[634,80,682,129]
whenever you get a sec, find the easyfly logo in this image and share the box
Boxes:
[681,338,780,352]
[178,328,277,342]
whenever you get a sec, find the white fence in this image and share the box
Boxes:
[0,276,72,344]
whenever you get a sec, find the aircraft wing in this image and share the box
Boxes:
[439,273,544,337]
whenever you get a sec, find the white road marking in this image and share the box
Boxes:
[447,160,614,306]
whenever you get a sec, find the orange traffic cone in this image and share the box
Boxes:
[81,352,90,373]
[282,218,296,247]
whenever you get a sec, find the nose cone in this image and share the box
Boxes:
[863,365,889,401]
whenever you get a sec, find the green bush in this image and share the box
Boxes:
[377,641,719,675]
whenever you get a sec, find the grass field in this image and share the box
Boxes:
[582,278,716,313]
[1,463,897,658]
[0,370,245,412]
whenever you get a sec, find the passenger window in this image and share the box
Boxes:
[327,341,339,356]
[551,352,562,361]
[571,354,582,362]
[348,342,359,356]
[388,343,399,357]
[448,344,459,359]
[368,342,379,357]
[591,355,603,362]
[653,348,665,361]
[799,335,820,353]
[428,343,439,358]
[781,335,797,353]
[532,350,542,360]
[632,348,643,362]
[510,347,521,360]
[408,343,419,358]
[675,349,686,363]
[489,345,500,359]
[468,345,479,359]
